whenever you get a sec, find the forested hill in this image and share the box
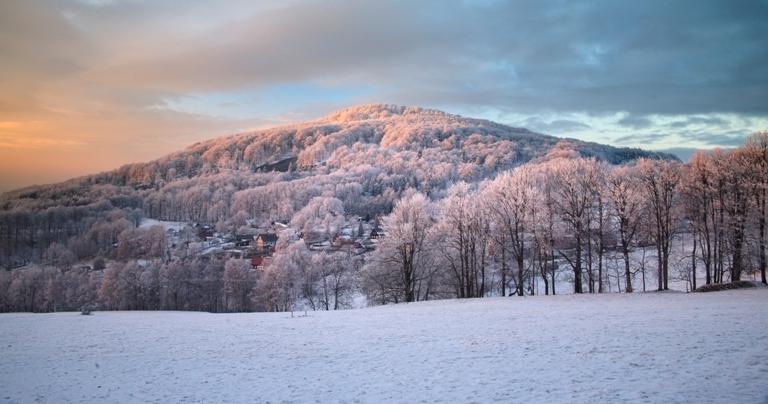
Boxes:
[4,104,674,201]
[0,104,676,268]
[100,104,676,186]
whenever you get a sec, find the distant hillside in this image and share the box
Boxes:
[0,104,677,265]
[104,104,675,186]
[5,104,675,197]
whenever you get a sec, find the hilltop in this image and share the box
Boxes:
[3,104,674,207]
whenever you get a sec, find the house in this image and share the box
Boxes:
[255,233,279,253]
[309,240,331,251]
[251,254,273,269]
[272,221,289,231]
[369,228,382,240]
[196,224,214,240]
[251,255,265,269]
[235,234,255,248]
[358,238,376,250]
[332,233,358,252]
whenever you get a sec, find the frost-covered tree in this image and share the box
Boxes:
[435,183,494,298]
[42,242,77,269]
[605,165,645,293]
[223,258,256,312]
[551,158,600,294]
[290,196,345,243]
[743,132,768,284]
[484,165,541,296]
[637,158,681,290]
[366,191,435,303]
[312,251,359,310]
[253,240,310,312]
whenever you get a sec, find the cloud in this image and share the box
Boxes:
[0,0,766,190]
[614,133,670,145]
[61,0,768,116]
[677,129,750,147]
[666,116,730,129]
[617,114,653,129]
[518,117,592,135]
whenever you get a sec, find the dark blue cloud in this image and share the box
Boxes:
[80,0,767,117]
[618,115,653,130]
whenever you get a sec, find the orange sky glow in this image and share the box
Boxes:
[2,0,765,191]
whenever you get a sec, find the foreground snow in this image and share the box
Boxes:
[1,291,767,403]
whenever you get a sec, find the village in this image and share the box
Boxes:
[170,216,384,270]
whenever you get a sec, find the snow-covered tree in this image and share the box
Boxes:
[484,165,541,296]
[253,240,310,312]
[223,258,256,312]
[605,165,645,293]
[366,191,435,303]
[550,158,601,294]
[637,158,681,290]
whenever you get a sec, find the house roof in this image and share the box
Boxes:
[257,233,279,243]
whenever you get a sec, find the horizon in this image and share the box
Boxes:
[0,102,699,193]
[1,0,767,191]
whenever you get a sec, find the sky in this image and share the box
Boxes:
[1,0,766,191]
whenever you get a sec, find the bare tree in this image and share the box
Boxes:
[551,158,600,294]
[605,165,645,293]
[637,159,681,290]
[368,191,435,302]
[743,132,768,284]
[223,258,255,312]
[439,183,493,298]
[485,165,540,296]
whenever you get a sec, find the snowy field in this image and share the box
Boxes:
[1,290,767,403]
[138,218,187,232]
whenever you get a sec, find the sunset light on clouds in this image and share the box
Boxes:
[1,0,766,191]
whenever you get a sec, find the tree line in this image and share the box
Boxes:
[364,133,767,303]
[0,126,764,312]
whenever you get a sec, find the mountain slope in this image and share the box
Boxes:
[87,104,673,188]
[6,105,675,196]
[0,104,676,263]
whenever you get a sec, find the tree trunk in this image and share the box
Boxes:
[702,214,712,285]
[597,202,605,293]
[586,230,594,293]
[656,240,663,291]
[623,245,632,293]
[691,233,697,291]
[501,246,507,296]
[516,254,524,297]
[550,245,556,295]
[540,248,549,296]
[732,226,744,282]
[574,230,583,294]
[759,189,767,284]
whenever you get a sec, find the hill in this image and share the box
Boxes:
[0,104,677,276]
[2,104,674,212]
[100,104,676,186]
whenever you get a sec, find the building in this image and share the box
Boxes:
[369,228,382,240]
[235,234,255,248]
[255,233,279,254]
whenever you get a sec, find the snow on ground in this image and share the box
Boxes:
[1,290,767,403]
[138,218,187,232]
